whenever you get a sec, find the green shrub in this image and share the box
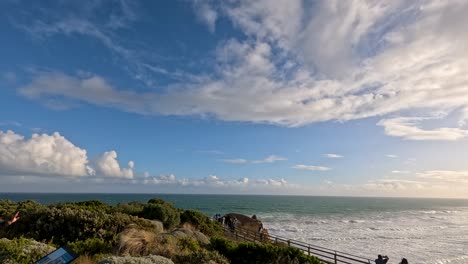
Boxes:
[0,237,55,264]
[141,201,180,230]
[177,237,200,253]
[115,201,145,216]
[180,209,223,236]
[69,237,113,256]
[174,248,229,264]
[210,237,321,264]
[7,204,159,246]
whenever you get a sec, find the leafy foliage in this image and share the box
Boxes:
[180,209,223,236]
[0,237,55,264]
[141,199,180,229]
[69,237,113,256]
[210,237,322,264]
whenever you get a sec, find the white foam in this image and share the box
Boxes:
[260,207,468,264]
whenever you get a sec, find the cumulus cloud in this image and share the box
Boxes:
[292,165,331,171]
[94,151,134,179]
[222,155,286,164]
[325,153,343,158]
[0,130,91,177]
[0,130,135,179]
[142,173,290,190]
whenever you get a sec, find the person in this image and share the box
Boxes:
[258,223,264,241]
[0,212,20,229]
[375,255,389,264]
[400,258,408,264]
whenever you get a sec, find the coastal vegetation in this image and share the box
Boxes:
[0,198,320,264]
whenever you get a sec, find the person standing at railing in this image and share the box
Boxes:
[375,255,389,264]
[399,258,408,264]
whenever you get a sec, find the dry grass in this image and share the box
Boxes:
[117,228,156,256]
[181,222,196,231]
[73,255,94,264]
[151,234,179,259]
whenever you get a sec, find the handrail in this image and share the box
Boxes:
[223,225,372,264]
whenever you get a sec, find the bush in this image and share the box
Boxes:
[7,204,159,246]
[0,237,55,264]
[98,255,174,264]
[180,210,223,236]
[69,238,113,256]
[115,201,145,216]
[210,237,321,264]
[141,201,180,230]
[173,248,229,264]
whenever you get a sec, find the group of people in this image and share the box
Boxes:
[375,255,408,264]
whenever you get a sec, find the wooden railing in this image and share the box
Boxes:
[224,225,372,264]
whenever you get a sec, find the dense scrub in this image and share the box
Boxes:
[0,237,55,264]
[180,209,223,237]
[0,198,324,264]
[210,237,321,264]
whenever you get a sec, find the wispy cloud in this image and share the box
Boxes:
[12,1,468,141]
[222,155,286,164]
[325,153,343,158]
[222,158,248,164]
[292,164,331,171]
[386,154,398,158]
[391,170,410,174]
[197,149,223,155]
[378,117,468,141]
[192,0,218,32]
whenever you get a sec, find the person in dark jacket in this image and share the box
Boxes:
[0,212,20,229]
[375,255,389,264]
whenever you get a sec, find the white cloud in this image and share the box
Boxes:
[94,151,134,179]
[15,1,468,140]
[416,170,468,184]
[193,0,218,32]
[142,173,291,190]
[0,130,136,179]
[197,149,223,155]
[292,164,331,171]
[391,170,410,174]
[325,153,343,158]
[378,117,468,140]
[252,155,287,164]
[222,155,286,164]
[0,130,91,177]
[386,154,398,158]
[222,158,248,164]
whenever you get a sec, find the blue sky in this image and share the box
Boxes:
[1,0,468,197]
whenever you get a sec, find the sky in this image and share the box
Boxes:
[1,0,468,197]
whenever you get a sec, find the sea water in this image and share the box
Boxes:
[1,193,467,264]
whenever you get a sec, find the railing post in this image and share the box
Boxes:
[288,240,291,246]
[307,246,310,256]
[275,237,278,244]
[334,251,337,264]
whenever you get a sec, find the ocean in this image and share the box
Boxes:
[1,193,467,264]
